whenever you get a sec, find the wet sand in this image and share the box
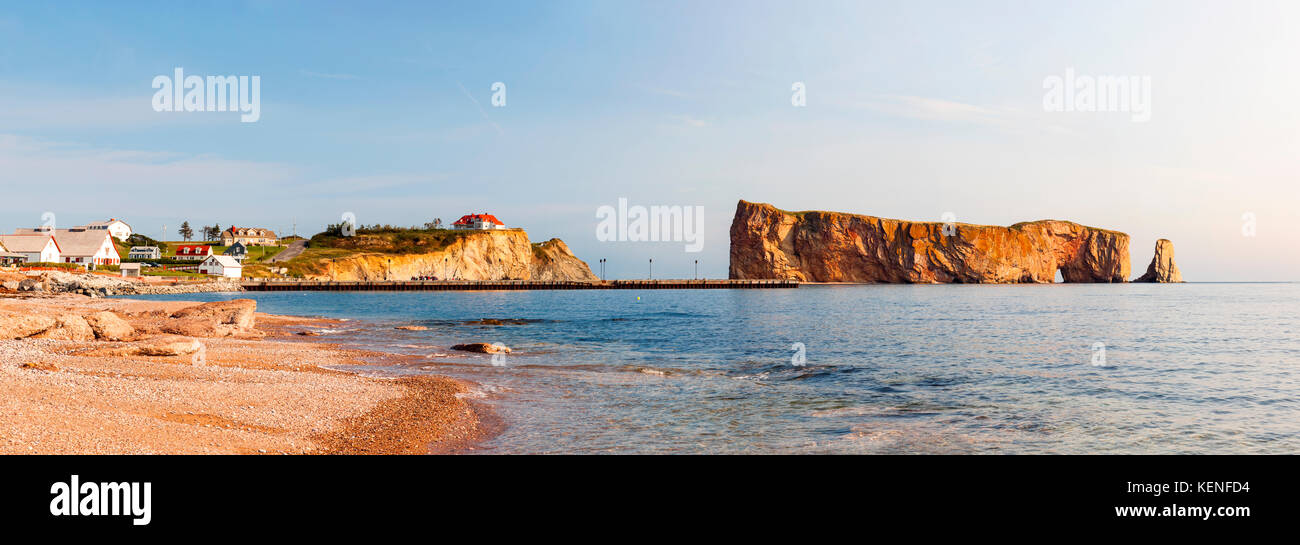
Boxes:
[0,293,493,454]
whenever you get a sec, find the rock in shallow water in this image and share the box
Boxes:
[450,342,511,354]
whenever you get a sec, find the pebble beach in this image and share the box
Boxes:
[0,291,489,455]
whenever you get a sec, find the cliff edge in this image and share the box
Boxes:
[276,229,596,281]
[729,200,1130,283]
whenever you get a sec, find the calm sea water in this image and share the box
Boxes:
[129,283,1300,454]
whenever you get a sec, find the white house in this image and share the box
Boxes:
[0,234,62,263]
[17,218,132,242]
[452,213,508,230]
[53,229,120,268]
[198,255,243,278]
[128,246,162,260]
[0,240,25,266]
[79,219,133,241]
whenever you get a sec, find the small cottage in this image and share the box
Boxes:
[198,255,243,278]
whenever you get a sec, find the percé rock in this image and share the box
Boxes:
[312,230,597,281]
[729,200,1130,283]
[1133,239,1182,283]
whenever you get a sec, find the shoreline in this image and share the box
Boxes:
[0,292,497,454]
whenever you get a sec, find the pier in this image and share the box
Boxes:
[240,279,798,291]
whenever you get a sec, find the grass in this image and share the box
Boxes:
[142,269,206,278]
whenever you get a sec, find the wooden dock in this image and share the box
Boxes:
[240,279,799,291]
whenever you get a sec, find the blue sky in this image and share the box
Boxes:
[1,1,1296,280]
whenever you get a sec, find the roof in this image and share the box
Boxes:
[0,234,60,253]
[51,229,113,257]
[82,219,131,229]
[203,255,242,267]
[225,226,277,237]
[175,245,212,255]
[453,213,504,226]
[223,243,247,255]
[129,246,159,251]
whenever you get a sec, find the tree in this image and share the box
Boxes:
[213,224,222,242]
[179,221,193,241]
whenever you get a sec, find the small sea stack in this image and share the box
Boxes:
[1133,239,1183,283]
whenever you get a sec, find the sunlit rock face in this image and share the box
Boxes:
[1133,239,1183,283]
[729,200,1130,283]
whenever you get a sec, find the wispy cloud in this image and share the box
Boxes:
[644,86,689,99]
[673,115,708,128]
[856,95,1012,125]
[299,69,360,80]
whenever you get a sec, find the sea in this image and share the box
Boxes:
[125,283,1300,454]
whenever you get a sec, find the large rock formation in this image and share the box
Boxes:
[530,238,600,281]
[1133,239,1182,283]
[311,230,596,281]
[729,200,1130,283]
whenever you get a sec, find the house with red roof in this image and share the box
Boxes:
[174,245,214,261]
[452,213,507,230]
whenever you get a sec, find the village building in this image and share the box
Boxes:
[78,219,133,241]
[128,246,162,260]
[452,213,507,230]
[119,263,142,278]
[198,255,243,278]
[0,234,62,264]
[16,219,132,242]
[222,242,248,262]
[174,245,214,261]
[0,240,24,266]
[53,229,120,268]
[221,226,277,246]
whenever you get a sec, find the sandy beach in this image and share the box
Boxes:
[0,290,491,455]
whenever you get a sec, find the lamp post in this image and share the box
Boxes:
[649,258,653,280]
[387,258,391,281]
[695,259,699,280]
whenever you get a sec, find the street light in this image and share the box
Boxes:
[695,259,699,280]
[649,258,653,280]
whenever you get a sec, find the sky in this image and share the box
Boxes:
[0,0,1296,280]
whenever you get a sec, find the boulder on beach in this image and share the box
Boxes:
[0,312,57,339]
[32,314,96,341]
[450,342,511,354]
[133,336,205,357]
[84,311,135,341]
[163,299,258,337]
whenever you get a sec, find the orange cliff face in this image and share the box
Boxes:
[728,200,1130,283]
